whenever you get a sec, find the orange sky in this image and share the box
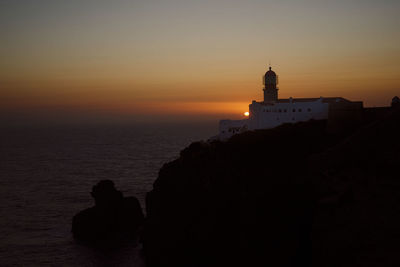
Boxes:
[1,0,399,122]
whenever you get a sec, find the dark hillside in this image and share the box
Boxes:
[309,108,400,266]
[144,107,400,267]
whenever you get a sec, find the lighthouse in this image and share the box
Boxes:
[217,66,363,140]
[263,67,278,102]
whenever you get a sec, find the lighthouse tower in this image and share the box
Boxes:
[263,67,278,102]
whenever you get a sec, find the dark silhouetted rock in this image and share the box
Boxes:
[144,107,400,267]
[72,180,144,245]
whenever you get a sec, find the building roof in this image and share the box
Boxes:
[277,97,352,104]
[255,97,361,106]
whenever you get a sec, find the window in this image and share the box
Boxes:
[279,109,282,113]
[293,109,296,112]
[307,108,311,112]
[298,109,302,112]
[284,109,287,112]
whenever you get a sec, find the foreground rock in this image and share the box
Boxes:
[144,106,400,267]
[72,180,144,245]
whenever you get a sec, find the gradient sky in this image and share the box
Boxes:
[1,0,399,122]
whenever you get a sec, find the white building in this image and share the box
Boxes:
[219,67,362,139]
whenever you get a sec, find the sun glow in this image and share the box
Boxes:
[244,112,250,117]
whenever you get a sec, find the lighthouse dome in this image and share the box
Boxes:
[264,67,277,85]
[265,67,276,77]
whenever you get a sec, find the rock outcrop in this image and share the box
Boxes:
[144,106,400,267]
[72,180,144,245]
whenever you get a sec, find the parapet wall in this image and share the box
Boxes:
[327,102,395,133]
[327,101,364,133]
[363,107,392,124]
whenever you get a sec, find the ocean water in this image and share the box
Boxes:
[0,122,216,266]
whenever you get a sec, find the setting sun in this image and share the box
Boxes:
[244,112,250,117]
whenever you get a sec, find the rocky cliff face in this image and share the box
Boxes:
[144,107,400,267]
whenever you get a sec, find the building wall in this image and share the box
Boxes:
[219,119,248,139]
[218,98,364,139]
[248,99,329,130]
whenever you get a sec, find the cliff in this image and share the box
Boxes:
[144,107,400,267]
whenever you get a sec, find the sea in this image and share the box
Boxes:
[0,121,216,266]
